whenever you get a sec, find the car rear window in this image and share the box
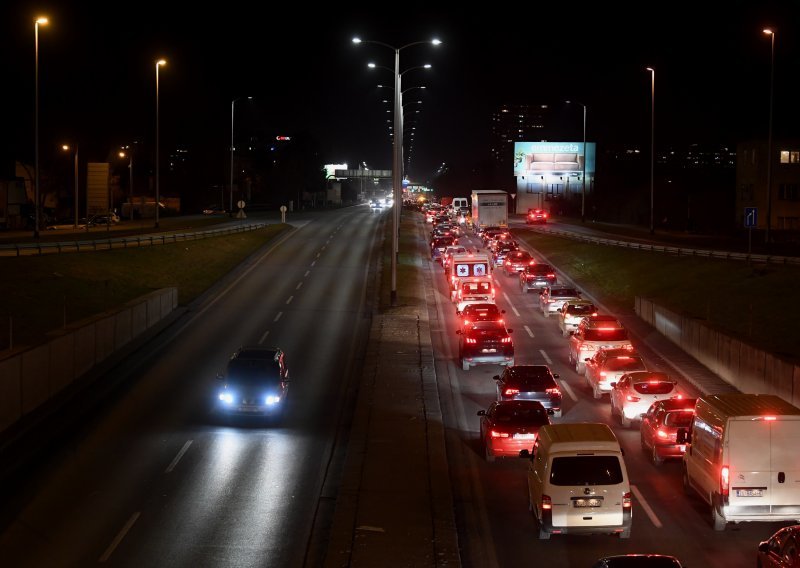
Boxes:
[526,265,553,275]
[463,282,491,294]
[550,456,624,486]
[584,329,628,341]
[633,381,675,395]
[493,405,549,425]
[552,288,578,297]
[515,377,556,390]
[598,558,681,567]
[567,305,595,315]
[605,358,646,372]
[664,411,693,427]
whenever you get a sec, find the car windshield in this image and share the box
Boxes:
[584,329,628,341]
[550,456,623,486]
[463,282,491,294]
[664,411,694,427]
[226,359,281,384]
[633,381,675,395]
[605,358,646,372]
[526,265,552,275]
[493,404,549,425]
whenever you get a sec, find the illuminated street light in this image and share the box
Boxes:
[155,59,166,228]
[353,36,441,305]
[763,28,775,244]
[62,144,79,227]
[119,149,133,217]
[566,100,588,223]
[230,96,253,214]
[33,16,49,238]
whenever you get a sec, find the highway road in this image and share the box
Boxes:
[423,219,784,568]
[0,206,383,567]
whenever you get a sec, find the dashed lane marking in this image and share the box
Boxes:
[286,296,294,305]
[165,440,193,473]
[259,330,270,344]
[558,379,578,402]
[539,349,553,365]
[304,270,310,277]
[524,325,534,338]
[98,512,141,563]
[274,312,283,322]
[502,292,520,317]
[631,484,663,528]
[296,282,303,290]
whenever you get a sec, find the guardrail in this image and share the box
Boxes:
[0,222,270,257]
[527,226,800,265]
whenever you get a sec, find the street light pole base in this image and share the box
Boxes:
[390,290,397,306]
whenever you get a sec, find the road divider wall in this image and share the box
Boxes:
[0,287,177,433]
[636,296,800,405]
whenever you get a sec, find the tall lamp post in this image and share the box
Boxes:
[155,59,166,228]
[566,100,587,222]
[646,67,655,234]
[764,29,776,244]
[34,16,48,239]
[119,150,133,214]
[62,144,79,227]
[356,38,439,305]
[230,96,253,214]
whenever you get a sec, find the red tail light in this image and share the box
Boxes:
[720,465,730,496]
[623,492,632,509]
[599,371,607,377]
[465,337,477,344]
[656,429,669,439]
[490,429,509,438]
[501,337,512,344]
[547,273,555,278]
[626,395,640,402]
[542,495,552,510]
[463,319,471,327]
[546,387,561,396]
[504,388,520,396]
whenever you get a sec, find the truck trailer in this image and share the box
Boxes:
[470,190,508,230]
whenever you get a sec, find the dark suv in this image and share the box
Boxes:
[216,346,290,417]
[494,365,563,417]
[519,263,557,292]
[457,320,514,371]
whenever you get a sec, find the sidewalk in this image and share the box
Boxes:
[324,214,460,567]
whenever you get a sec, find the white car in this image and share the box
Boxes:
[609,371,680,428]
[539,285,581,318]
[557,300,597,337]
[584,349,647,399]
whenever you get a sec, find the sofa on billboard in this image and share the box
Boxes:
[522,152,584,174]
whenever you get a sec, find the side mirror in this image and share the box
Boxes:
[477,410,486,416]
[507,329,514,333]
[492,375,500,381]
[677,428,691,444]
[552,373,560,379]
[519,449,531,459]
[758,542,770,554]
[584,357,591,362]
[456,329,461,335]
[610,382,617,388]
[501,309,506,314]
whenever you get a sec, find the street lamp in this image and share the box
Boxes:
[353,36,441,305]
[230,96,253,214]
[119,150,133,215]
[646,67,655,234]
[764,28,776,244]
[34,16,48,239]
[62,144,79,227]
[155,59,166,229]
[566,100,588,223]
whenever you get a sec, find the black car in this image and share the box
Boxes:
[519,263,557,292]
[493,365,563,417]
[216,346,290,417]
[457,320,514,371]
[592,555,684,568]
[458,302,505,330]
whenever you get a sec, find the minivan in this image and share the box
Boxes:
[680,394,800,530]
[522,423,632,539]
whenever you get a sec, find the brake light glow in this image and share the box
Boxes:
[542,495,552,510]
[764,416,777,421]
[465,338,477,344]
[490,430,509,438]
[657,429,669,439]
[546,387,561,396]
[626,395,640,402]
[622,492,632,508]
[500,337,512,344]
[597,326,618,331]
[720,465,730,496]
[504,388,520,396]
[599,371,607,377]
[547,273,555,278]
[463,319,471,327]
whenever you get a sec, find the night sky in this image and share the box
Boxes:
[3,1,800,186]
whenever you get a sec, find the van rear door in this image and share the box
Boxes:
[728,420,771,513]
[769,419,800,515]
[548,454,626,529]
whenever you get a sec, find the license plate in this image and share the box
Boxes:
[573,498,603,508]
[678,445,686,452]
[514,433,536,440]
[736,489,764,497]
[482,348,497,353]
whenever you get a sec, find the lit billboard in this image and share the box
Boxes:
[324,163,348,180]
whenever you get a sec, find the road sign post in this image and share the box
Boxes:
[280,205,287,224]
[744,207,757,258]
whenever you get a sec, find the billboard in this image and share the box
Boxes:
[513,141,596,212]
[324,163,348,180]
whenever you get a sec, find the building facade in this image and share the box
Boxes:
[737,140,800,231]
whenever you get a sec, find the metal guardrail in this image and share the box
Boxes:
[528,226,800,266]
[0,222,270,257]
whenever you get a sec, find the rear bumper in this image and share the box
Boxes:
[464,353,514,366]
[487,438,536,457]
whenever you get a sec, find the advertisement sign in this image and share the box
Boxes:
[513,141,595,177]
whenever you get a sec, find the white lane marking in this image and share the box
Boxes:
[321,245,326,251]
[304,270,310,277]
[310,260,316,267]
[558,379,578,402]
[539,349,553,365]
[631,484,663,528]
[165,440,193,473]
[316,252,321,258]
[286,296,293,305]
[524,325,534,338]
[98,511,141,563]
[502,292,520,317]
[274,312,283,322]
[296,282,303,290]
[259,330,270,344]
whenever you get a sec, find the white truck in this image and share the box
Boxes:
[470,190,508,231]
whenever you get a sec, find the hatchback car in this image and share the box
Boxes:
[457,320,514,371]
[539,285,581,317]
[592,555,684,568]
[458,302,505,332]
[216,347,290,417]
[584,349,647,400]
[477,400,550,462]
[526,208,549,224]
[758,524,800,567]
[609,371,680,427]
[557,300,598,336]
[502,250,534,276]
[494,365,563,417]
[568,315,633,374]
[640,398,697,465]
[519,263,557,293]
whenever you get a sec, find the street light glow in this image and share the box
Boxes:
[432,39,442,45]
[157,59,167,67]
[352,37,362,44]
[763,28,774,35]
[62,144,69,151]
[36,17,48,25]
[423,64,432,69]
[368,62,376,68]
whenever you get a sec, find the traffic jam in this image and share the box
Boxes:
[419,196,800,567]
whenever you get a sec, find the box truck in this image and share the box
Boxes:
[470,190,508,230]
[679,394,800,530]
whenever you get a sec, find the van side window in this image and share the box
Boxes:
[692,417,722,464]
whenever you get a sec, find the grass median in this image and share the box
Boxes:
[0,224,289,349]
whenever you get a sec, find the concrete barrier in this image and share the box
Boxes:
[636,296,800,404]
[0,287,177,436]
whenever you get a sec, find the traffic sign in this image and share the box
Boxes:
[237,200,246,209]
[744,207,757,228]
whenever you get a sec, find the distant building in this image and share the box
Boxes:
[491,104,554,164]
[737,140,800,231]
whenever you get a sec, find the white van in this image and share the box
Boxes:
[680,394,800,530]
[523,423,632,539]
[450,197,469,214]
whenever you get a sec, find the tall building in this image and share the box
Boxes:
[491,104,553,164]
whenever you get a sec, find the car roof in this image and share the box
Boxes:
[469,320,506,330]
[600,349,640,358]
[504,365,554,379]
[657,398,697,411]
[462,303,499,312]
[233,346,280,360]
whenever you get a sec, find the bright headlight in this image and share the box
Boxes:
[219,392,234,404]
[266,395,281,405]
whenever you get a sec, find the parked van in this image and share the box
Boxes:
[523,423,632,539]
[680,394,800,530]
